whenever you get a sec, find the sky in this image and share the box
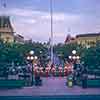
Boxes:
[0,0,100,43]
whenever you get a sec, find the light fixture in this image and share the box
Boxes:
[40,51,42,53]
[72,50,76,55]
[29,50,34,55]
[72,56,76,60]
[76,56,80,59]
[69,56,72,59]
[27,56,30,60]
[34,56,38,60]
[30,56,34,60]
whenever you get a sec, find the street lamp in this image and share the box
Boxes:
[26,50,37,86]
[69,50,80,64]
[69,50,79,64]
[68,50,81,85]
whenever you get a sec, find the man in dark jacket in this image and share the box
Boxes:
[35,70,42,86]
[81,67,88,88]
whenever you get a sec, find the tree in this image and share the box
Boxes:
[82,44,100,70]
[54,43,81,61]
[0,41,47,66]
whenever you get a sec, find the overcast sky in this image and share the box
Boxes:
[0,0,100,43]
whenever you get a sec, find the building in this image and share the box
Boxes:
[76,33,100,47]
[0,16,14,43]
[65,34,75,44]
[24,39,32,44]
[65,33,100,47]
[14,34,24,44]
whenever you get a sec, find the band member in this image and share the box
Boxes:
[64,66,68,76]
[58,65,63,77]
[51,66,56,76]
[39,66,43,76]
[45,66,50,77]
[34,65,39,76]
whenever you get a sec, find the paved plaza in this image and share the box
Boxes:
[0,77,100,96]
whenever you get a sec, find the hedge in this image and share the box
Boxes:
[0,79,25,88]
[87,79,100,87]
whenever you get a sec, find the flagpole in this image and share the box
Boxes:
[50,0,53,64]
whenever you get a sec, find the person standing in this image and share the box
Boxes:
[81,67,88,88]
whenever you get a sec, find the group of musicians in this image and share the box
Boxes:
[32,61,73,77]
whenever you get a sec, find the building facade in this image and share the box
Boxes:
[65,33,100,47]
[0,16,14,43]
[76,33,100,47]
[14,34,24,44]
[65,34,76,44]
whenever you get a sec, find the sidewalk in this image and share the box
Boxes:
[0,77,100,96]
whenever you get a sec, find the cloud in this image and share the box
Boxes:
[41,13,80,22]
[0,8,78,43]
[0,7,100,43]
[7,8,41,17]
[18,19,37,24]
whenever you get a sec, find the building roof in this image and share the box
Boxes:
[65,34,71,43]
[65,34,75,44]
[15,34,24,39]
[0,16,14,34]
[76,33,100,38]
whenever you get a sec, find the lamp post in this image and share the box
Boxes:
[68,50,80,64]
[68,50,80,73]
[68,50,80,85]
[27,50,38,86]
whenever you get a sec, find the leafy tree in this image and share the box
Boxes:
[54,43,81,61]
[81,43,100,70]
[0,41,47,67]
